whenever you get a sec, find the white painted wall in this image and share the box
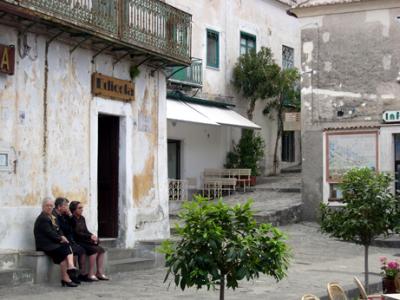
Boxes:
[167,120,231,189]
[0,24,168,250]
[166,0,301,176]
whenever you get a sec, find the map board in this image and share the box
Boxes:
[326,131,378,182]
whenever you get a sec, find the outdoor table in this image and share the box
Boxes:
[384,294,400,300]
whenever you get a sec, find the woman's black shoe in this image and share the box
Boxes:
[61,280,78,287]
[78,274,92,282]
[67,268,81,284]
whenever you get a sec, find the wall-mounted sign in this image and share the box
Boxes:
[383,111,400,123]
[0,45,15,75]
[283,112,301,131]
[92,72,135,102]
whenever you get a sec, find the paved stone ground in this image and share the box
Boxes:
[1,222,398,300]
[171,172,302,218]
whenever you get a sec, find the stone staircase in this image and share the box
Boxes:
[170,165,303,228]
[103,239,164,274]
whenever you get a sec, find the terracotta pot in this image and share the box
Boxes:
[250,175,256,186]
[383,277,397,294]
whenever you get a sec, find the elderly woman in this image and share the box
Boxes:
[69,201,109,281]
[33,197,79,287]
[53,197,87,279]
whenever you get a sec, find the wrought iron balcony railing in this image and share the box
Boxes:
[2,0,191,64]
[167,58,202,87]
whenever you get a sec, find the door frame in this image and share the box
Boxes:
[90,98,131,247]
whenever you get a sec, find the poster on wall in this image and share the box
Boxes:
[326,131,378,182]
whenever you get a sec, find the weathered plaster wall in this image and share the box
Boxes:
[299,7,400,220]
[0,24,168,250]
[166,0,301,175]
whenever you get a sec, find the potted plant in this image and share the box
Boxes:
[380,256,400,293]
[225,129,265,185]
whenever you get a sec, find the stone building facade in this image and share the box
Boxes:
[165,0,301,192]
[291,0,400,219]
[0,0,191,250]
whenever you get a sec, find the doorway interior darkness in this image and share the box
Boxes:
[98,114,120,238]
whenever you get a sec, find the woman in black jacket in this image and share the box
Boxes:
[33,198,79,287]
[70,201,109,281]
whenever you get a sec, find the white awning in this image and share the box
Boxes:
[166,99,260,130]
[166,99,219,126]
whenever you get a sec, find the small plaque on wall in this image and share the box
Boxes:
[92,72,135,102]
[0,151,11,171]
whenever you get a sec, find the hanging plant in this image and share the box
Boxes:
[129,65,140,81]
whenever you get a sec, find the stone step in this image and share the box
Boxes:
[99,238,117,248]
[253,203,303,226]
[281,165,302,173]
[253,187,301,193]
[107,248,138,261]
[0,251,19,270]
[0,268,33,287]
[107,257,155,274]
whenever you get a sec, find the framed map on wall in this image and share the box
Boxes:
[326,131,379,182]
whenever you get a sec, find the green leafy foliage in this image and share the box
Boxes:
[320,168,400,245]
[159,196,290,299]
[320,168,400,288]
[262,68,300,175]
[232,47,280,120]
[225,129,265,176]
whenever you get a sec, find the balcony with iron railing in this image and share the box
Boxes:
[167,58,202,87]
[0,0,191,65]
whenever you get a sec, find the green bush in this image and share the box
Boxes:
[159,196,290,300]
[225,129,265,176]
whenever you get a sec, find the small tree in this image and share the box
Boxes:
[320,168,400,291]
[263,68,300,175]
[225,129,265,176]
[160,197,290,300]
[232,47,280,120]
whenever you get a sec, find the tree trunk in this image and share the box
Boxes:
[272,105,283,175]
[220,275,225,300]
[247,98,256,120]
[364,244,369,294]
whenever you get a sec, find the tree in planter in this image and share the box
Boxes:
[263,68,300,175]
[232,47,280,120]
[320,168,400,291]
[225,129,265,176]
[159,196,290,300]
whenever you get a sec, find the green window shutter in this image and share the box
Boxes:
[207,29,219,68]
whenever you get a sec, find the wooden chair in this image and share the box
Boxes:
[353,276,383,300]
[301,294,320,300]
[327,282,347,300]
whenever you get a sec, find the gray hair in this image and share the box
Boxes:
[41,197,53,208]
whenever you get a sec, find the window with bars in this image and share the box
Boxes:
[282,45,294,69]
[207,29,219,68]
[240,32,256,55]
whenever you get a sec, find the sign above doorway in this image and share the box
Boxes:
[383,111,400,123]
[0,44,15,75]
[92,72,135,102]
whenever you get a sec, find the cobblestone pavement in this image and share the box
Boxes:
[1,222,398,300]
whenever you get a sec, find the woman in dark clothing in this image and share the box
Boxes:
[53,197,87,278]
[33,198,79,287]
[70,201,109,281]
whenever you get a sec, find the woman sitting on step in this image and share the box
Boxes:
[33,197,80,287]
[69,201,109,281]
